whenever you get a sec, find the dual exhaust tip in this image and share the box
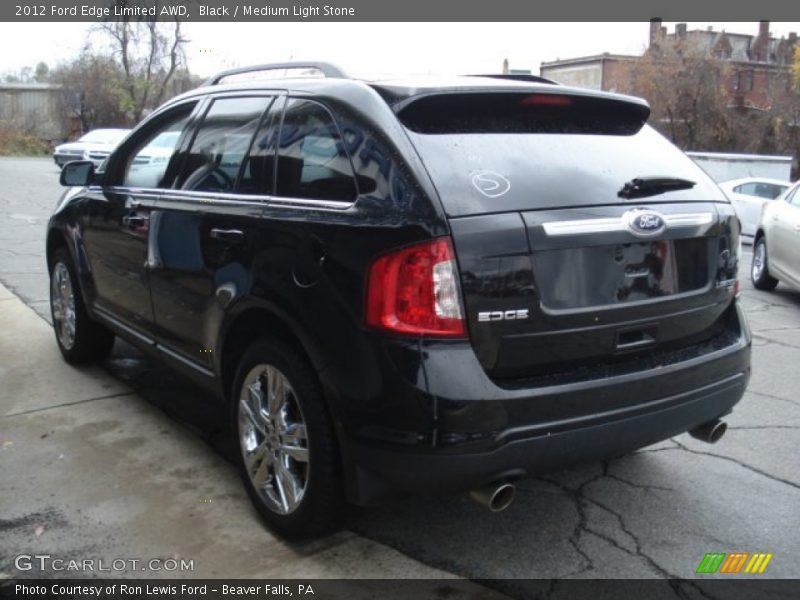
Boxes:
[689,419,727,444]
[469,482,516,513]
[468,419,727,512]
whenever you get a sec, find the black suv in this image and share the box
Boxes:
[48,62,750,538]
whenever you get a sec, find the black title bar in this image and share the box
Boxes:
[4,0,800,22]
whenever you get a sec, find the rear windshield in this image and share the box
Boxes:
[398,92,649,136]
[404,121,725,216]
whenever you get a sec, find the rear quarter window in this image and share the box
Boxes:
[275,99,357,203]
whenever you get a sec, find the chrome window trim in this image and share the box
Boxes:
[542,212,715,236]
[102,186,160,199]
[163,189,354,211]
[106,186,356,212]
[264,194,356,211]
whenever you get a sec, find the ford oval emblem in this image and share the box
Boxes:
[625,210,666,237]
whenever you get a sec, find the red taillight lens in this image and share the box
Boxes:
[365,238,466,337]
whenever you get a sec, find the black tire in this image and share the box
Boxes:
[230,339,344,539]
[751,237,779,291]
[49,247,115,364]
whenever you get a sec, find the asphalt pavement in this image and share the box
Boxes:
[1,157,798,587]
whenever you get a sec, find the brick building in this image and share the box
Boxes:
[540,21,798,111]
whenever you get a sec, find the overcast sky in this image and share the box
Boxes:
[1,22,799,79]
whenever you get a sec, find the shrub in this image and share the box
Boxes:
[0,129,51,156]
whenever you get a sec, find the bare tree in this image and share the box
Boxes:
[631,51,736,152]
[96,1,189,122]
[772,47,800,178]
[34,62,49,82]
[794,46,800,94]
[50,53,128,133]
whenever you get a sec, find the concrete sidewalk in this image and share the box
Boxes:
[0,283,500,594]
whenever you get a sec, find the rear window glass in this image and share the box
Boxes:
[405,125,725,216]
[397,93,649,136]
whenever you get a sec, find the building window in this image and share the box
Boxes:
[735,70,754,92]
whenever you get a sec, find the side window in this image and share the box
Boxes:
[276,99,357,202]
[121,104,195,189]
[735,183,757,196]
[178,96,273,193]
[238,97,284,195]
[764,184,787,200]
[752,183,778,199]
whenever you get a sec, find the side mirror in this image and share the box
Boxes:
[60,160,96,187]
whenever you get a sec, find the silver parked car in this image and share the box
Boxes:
[718,177,790,241]
[53,128,130,169]
[752,180,800,292]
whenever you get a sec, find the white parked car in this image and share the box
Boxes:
[123,131,182,188]
[53,128,130,169]
[752,180,800,292]
[719,177,791,241]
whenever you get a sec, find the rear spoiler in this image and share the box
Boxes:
[467,74,557,85]
[396,91,651,136]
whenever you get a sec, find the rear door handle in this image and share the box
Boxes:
[210,228,245,242]
[122,214,148,227]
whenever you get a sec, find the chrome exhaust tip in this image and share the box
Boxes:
[469,482,516,512]
[689,419,727,444]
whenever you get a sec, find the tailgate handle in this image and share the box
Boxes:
[616,326,657,350]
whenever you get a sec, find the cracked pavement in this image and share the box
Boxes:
[0,157,798,584]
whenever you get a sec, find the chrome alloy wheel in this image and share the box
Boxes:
[51,262,76,350]
[752,241,766,281]
[238,364,310,515]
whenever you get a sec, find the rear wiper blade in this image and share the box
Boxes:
[618,176,695,199]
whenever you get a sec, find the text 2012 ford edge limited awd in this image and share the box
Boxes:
[48,63,750,538]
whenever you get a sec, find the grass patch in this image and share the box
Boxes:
[0,130,51,156]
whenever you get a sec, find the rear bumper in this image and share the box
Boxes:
[347,370,746,502]
[341,303,750,505]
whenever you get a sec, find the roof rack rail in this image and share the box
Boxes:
[203,62,348,86]
[469,74,556,85]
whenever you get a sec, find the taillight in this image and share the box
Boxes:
[365,238,466,337]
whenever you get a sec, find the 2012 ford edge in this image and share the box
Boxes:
[47,62,751,538]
